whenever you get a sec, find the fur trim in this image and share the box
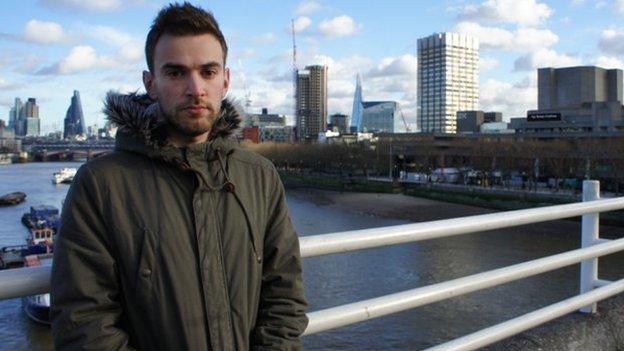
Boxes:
[103,91,242,148]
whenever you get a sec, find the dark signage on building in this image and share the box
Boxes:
[527,112,562,122]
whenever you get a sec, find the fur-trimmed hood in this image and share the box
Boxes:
[103,91,241,157]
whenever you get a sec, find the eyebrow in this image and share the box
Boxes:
[160,61,223,72]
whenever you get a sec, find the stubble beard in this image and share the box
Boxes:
[161,99,220,139]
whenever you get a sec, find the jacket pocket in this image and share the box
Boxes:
[135,228,159,311]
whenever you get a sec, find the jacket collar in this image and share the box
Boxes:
[103,91,241,161]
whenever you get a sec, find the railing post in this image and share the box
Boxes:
[580,180,600,313]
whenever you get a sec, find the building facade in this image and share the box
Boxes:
[511,66,624,135]
[329,113,349,134]
[457,110,503,133]
[64,90,86,140]
[417,32,479,133]
[20,98,40,137]
[296,65,328,141]
[361,101,398,133]
[9,98,22,134]
[350,74,364,132]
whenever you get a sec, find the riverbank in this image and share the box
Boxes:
[282,172,624,227]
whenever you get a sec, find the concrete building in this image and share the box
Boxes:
[418,32,479,133]
[511,66,624,135]
[64,90,86,140]
[296,65,328,141]
[248,108,286,127]
[261,125,295,143]
[457,110,503,133]
[329,113,349,134]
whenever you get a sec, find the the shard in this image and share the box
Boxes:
[350,74,363,132]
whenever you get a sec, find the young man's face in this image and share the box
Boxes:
[143,33,230,145]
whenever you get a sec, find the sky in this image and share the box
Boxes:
[1,0,624,134]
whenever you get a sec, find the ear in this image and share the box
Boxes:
[222,67,231,100]
[143,70,157,99]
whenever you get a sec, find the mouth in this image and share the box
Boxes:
[182,105,209,114]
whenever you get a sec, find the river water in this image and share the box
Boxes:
[0,162,623,350]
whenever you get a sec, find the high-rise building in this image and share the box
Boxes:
[296,65,328,140]
[350,74,364,132]
[9,98,22,133]
[64,90,86,140]
[19,98,40,137]
[417,32,479,133]
[329,113,349,134]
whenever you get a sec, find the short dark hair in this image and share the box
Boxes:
[145,2,228,72]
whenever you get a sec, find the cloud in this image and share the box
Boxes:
[480,76,537,118]
[87,25,143,62]
[571,0,585,5]
[293,1,322,16]
[454,22,558,52]
[514,49,581,71]
[23,19,68,44]
[36,45,115,75]
[38,0,123,11]
[479,57,500,71]
[293,16,312,33]
[599,28,624,56]
[318,15,362,38]
[365,54,417,78]
[0,77,24,91]
[458,0,553,26]
[251,32,277,45]
[593,56,624,69]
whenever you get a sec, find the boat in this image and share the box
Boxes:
[21,205,60,234]
[0,191,26,206]
[52,167,77,184]
[0,154,11,165]
[21,253,53,324]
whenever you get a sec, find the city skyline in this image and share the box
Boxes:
[1,0,624,134]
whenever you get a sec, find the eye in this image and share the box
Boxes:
[201,68,218,78]
[166,70,183,79]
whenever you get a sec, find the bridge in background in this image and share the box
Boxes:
[24,140,115,161]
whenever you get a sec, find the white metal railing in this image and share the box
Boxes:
[0,180,623,350]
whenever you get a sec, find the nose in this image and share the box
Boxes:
[185,72,205,97]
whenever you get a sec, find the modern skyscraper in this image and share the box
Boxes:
[350,74,364,132]
[64,90,86,140]
[9,98,22,133]
[296,65,328,140]
[417,32,479,133]
[19,98,40,136]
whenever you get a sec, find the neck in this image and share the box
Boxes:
[167,128,210,147]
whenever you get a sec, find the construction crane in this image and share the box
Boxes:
[397,104,412,132]
[291,19,298,122]
[237,59,252,111]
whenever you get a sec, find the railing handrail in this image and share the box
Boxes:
[300,196,624,257]
[0,181,623,350]
[303,237,624,335]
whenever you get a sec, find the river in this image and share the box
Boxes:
[0,162,623,350]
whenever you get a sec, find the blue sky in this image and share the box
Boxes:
[1,0,623,133]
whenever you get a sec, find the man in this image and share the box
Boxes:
[51,3,308,350]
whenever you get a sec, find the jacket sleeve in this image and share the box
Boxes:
[51,165,135,351]
[252,167,309,350]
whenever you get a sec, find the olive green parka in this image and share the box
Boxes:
[51,92,308,350]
